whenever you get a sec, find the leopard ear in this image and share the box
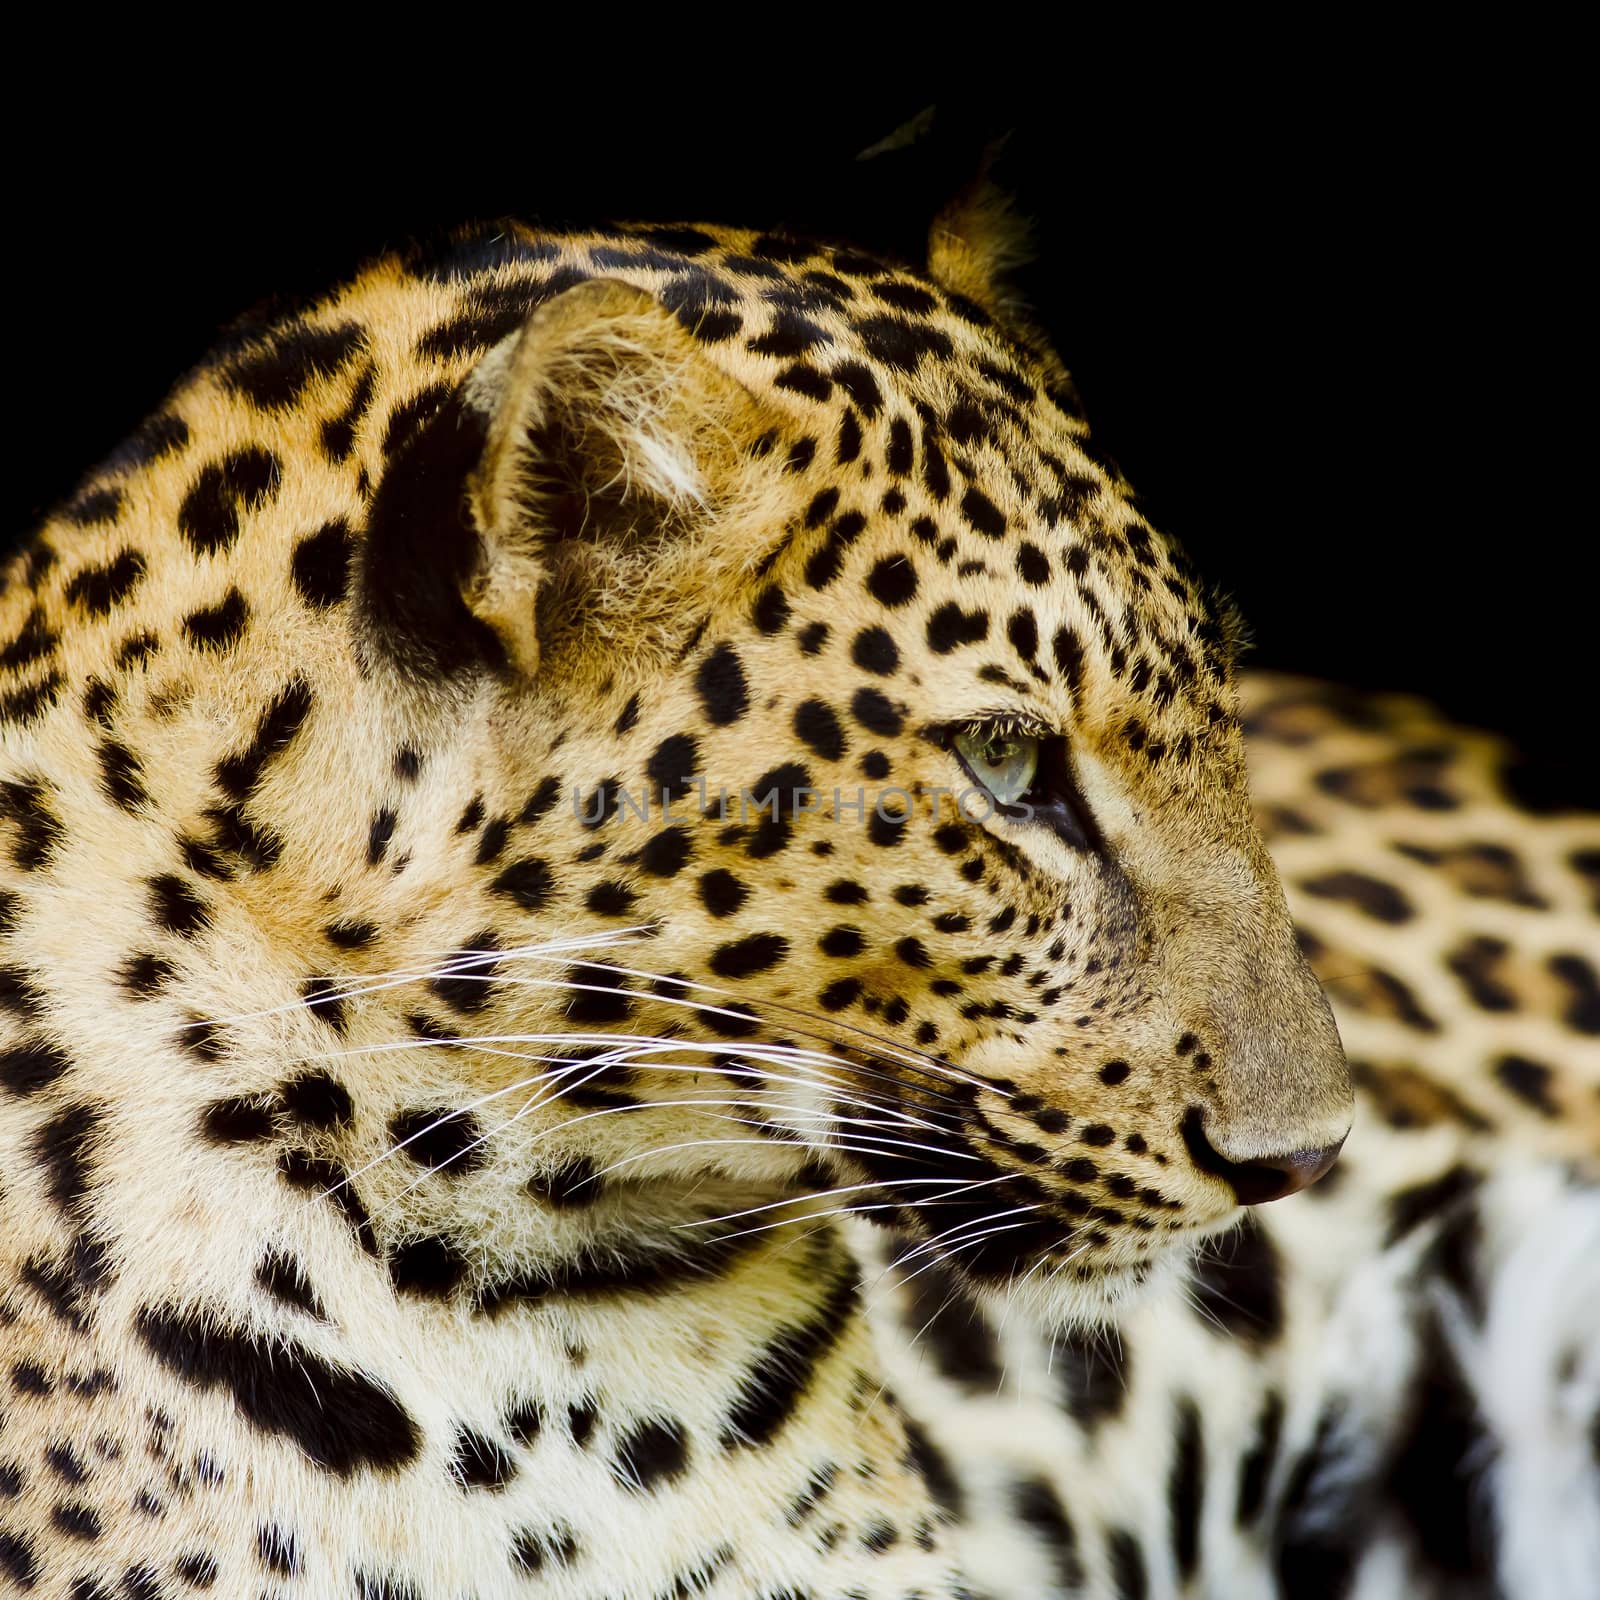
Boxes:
[927,175,1036,323]
[361,278,777,684]
[928,178,1086,420]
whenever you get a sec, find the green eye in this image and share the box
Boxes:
[952,726,1041,807]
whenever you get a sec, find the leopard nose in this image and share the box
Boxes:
[1181,1108,1347,1205]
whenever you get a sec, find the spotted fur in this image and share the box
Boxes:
[0,202,1592,1598]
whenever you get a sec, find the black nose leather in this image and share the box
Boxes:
[1181,1108,1346,1204]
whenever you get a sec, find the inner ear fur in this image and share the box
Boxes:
[362,278,784,686]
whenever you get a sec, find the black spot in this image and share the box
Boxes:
[280,1070,353,1130]
[851,687,903,737]
[1384,1316,1497,1577]
[254,1250,325,1320]
[1107,1527,1149,1600]
[493,857,555,910]
[700,869,747,917]
[1189,1214,1283,1345]
[65,549,147,615]
[182,587,251,652]
[851,627,900,676]
[178,447,280,556]
[505,1397,544,1446]
[809,493,844,541]
[323,921,376,955]
[175,1551,218,1587]
[660,273,743,342]
[831,360,882,415]
[291,519,354,608]
[1011,1476,1085,1591]
[1016,542,1050,586]
[564,961,635,1025]
[835,408,863,463]
[868,804,908,848]
[116,952,174,999]
[64,485,123,526]
[721,1272,859,1446]
[276,1150,377,1255]
[1051,1325,1132,1427]
[612,1415,690,1492]
[382,383,453,455]
[1,777,63,869]
[640,826,693,877]
[855,315,953,371]
[365,807,397,866]
[11,1358,53,1394]
[355,1571,425,1600]
[961,486,1007,539]
[1300,870,1415,924]
[449,1426,517,1491]
[388,1107,484,1174]
[0,1529,38,1587]
[646,733,700,804]
[1053,627,1086,696]
[115,630,159,668]
[429,933,501,1014]
[389,1235,469,1298]
[44,1442,88,1485]
[1236,1390,1284,1527]
[710,933,790,979]
[926,603,989,653]
[200,1095,277,1144]
[213,677,315,801]
[321,363,376,462]
[1168,1397,1204,1582]
[774,363,833,401]
[1386,1164,1481,1246]
[865,553,918,608]
[568,1398,599,1445]
[255,1520,302,1577]
[586,881,637,917]
[520,775,561,824]
[1551,952,1600,1034]
[510,1523,581,1575]
[52,1499,101,1539]
[0,1038,72,1097]
[697,644,749,725]
[1493,1052,1558,1115]
[136,1305,420,1475]
[147,874,209,937]
[298,975,349,1035]
[0,965,45,1020]
[794,700,846,761]
[0,670,63,725]
[229,321,363,409]
[750,308,829,358]
[751,584,790,634]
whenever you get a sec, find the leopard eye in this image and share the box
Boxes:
[952,726,1041,807]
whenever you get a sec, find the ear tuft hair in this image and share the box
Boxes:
[927,177,1037,322]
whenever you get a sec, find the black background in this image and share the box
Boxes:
[6,75,1584,799]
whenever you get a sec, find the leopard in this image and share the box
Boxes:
[0,185,1591,1599]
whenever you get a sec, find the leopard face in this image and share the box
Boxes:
[1,213,1352,1341]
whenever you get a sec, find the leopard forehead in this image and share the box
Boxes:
[1,217,1348,1327]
